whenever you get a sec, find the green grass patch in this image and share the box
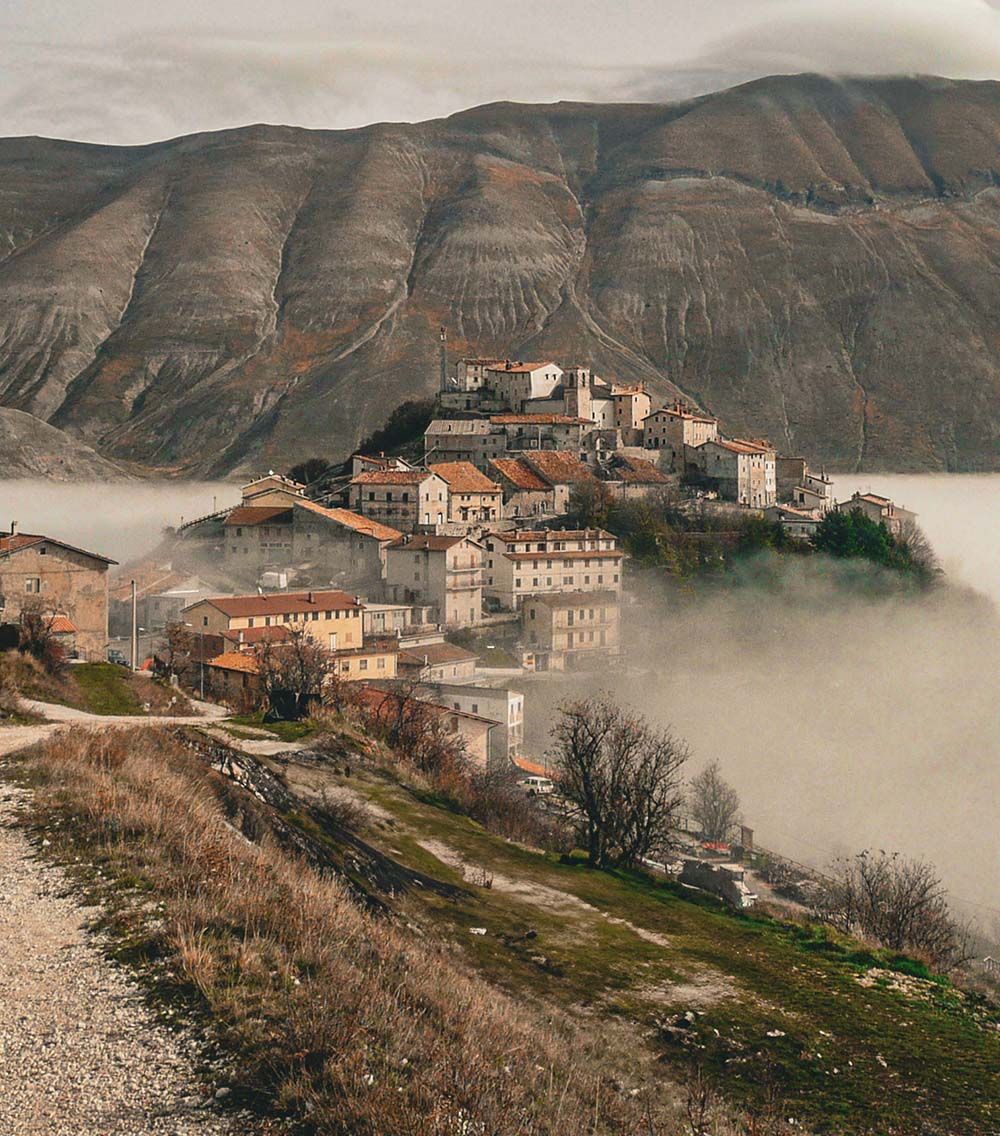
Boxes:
[227,712,318,742]
[73,663,143,715]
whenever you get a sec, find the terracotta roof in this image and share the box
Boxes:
[772,506,820,521]
[513,756,559,779]
[459,357,505,365]
[243,474,304,489]
[485,361,554,373]
[224,506,293,526]
[398,642,479,667]
[522,451,596,484]
[490,414,588,425]
[206,651,261,674]
[645,407,717,424]
[350,470,436,486]
[186,590,362,619]
[611,456,671,484]
[488,458,551,491]
[388,534,472,552]
[854,492,893,506]
[0,531,117,565]
[525,590,619,608]
[705,438,772,456]
[222,625,293,647]
[49,615,78,634]
[427,462,500,493]
[293,500,402,542]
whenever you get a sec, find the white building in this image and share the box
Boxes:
[484,361,563,412]
[348,470,450,531]
[383,534,484,628]
[689,438,776,508]
[482,529,623,611]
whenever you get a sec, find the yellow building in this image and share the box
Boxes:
[520,590,621,671]
[184,590,363,652]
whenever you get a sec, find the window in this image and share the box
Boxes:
[377,657,385,669]
[529,609,536,620]
[24,578,40,593]
[368,492,375,501]
[402,492,409,503]
[236,527,243,536]
[360,659,368,671]
[386,491,393,502]
[203,616,209,627]
[38,547,46,556]
[567,610,574,625]
[329,633,337,650]
[247,617,255,628]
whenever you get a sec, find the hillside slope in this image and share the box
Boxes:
[0,407,125,480]
[3,74,1000,474]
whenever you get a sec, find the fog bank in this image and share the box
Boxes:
[0,481,238,565]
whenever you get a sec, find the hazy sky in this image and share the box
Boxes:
[5,0,1000,143]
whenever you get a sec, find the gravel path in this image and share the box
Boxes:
[0,778,244,1135]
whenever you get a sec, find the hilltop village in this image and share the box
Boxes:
[1,348,917,777]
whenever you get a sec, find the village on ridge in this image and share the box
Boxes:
[0,337,915,784]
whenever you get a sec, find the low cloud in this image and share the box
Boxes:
[3,1,1000,144]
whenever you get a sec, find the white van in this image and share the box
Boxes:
[517,776,555,796]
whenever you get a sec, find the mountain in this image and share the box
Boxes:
[0,407,126,480]
[3,73,1000,475]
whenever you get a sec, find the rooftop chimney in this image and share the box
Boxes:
[307,591,314,604]
[10,520,19,535]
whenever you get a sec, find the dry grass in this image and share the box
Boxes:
[10,727,703,1136]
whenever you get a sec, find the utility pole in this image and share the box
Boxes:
[200,631,205,700]
[130,579,138,672]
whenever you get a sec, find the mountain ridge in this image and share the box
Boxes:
[3,73,1000,475]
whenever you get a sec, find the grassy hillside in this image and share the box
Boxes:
[4,722,997,1135]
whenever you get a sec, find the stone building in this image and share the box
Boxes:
[383,534,484,628]
[689,438,776,508]
[348,469,450,531]
[488,458,559,519]
[837,491,916,536]
[642,406,719,469]
[0,525,116,660]
[520,590,621,671]
[427,462,503,528]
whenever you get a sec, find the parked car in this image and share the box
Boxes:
[517,775,555,796]
[107,648,129,667]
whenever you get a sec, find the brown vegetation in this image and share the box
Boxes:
[12,727,687,1135]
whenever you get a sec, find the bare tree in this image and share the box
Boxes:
[254,628,331,720]
[160,620,195,682]
[896,515,941,582]
[814,850,973,972]
[361,682,468,775]
[17,598,64,670]
[688,760,741,843]
[550,694,688,869]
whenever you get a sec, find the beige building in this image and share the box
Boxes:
[291,501,401,587]
[603,455,672,500]
[398,641,479,684]
[427,462,503,527]
[484,361,563,411]
[416,682,524,766]
[838,491,916,536]
[384,534,484,628]
[329,638,399,682]
[223,506,294,573]
[483,529,623,610]
[490,414,591,455]
[240,474,306,508]
[184,590,364,652]
[521,590,621,671]
[348,470,449,531]
[643,406,719,469]
[611,385,653,441]
[690,438,776,508]
[0,527,116,660]
[358,687,498,769]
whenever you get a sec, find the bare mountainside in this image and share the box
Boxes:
[4,73,1000,476]
[0,408,125,480]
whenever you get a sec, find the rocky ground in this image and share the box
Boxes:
[0,702,253,1136]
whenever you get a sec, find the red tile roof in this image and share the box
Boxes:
[646,407,717,424]
[490,414,588,425]
[488,458,552,491]
[524,589,620,608]
[611,456,671,484]
[224,506,293,527]
[350,470,437,486]
[513,756,559,779]
[707,438,772,456]
[505,549,623,561]
[49,615,78,634]
[488,528,615,542]
[189,590,362,619]
[206,652,261,674]
[522,451,596,484]
[485,361,554,374]
[0,531,117,565]
[427,462,501,493]
[222,625,293,647]
[388,534,472,552]
[293,500,402,542]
